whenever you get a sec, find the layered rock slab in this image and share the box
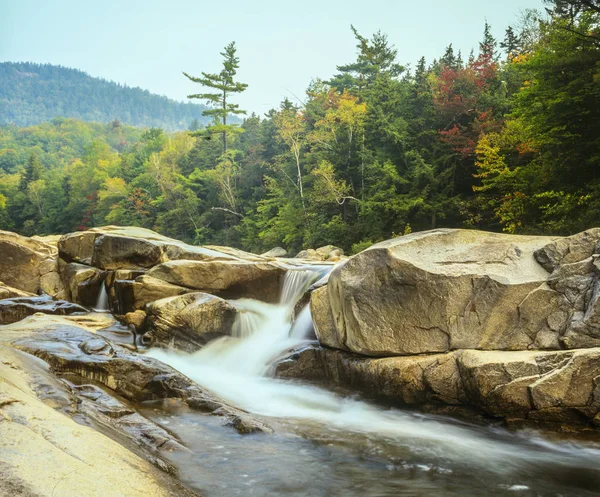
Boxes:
[147,259,286,303]
[278,346,600,427]
[58,225,267,270]
[0,345,198,497]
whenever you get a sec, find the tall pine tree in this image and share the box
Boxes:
[183,42,248,153]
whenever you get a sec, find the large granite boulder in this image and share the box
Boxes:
[145,292,238,352]
[0,230,65,297]
[315,229,565,356]
[58,226,267,271]
[277,346,600,428]
[147,260,286,303]
[0,295,87,324]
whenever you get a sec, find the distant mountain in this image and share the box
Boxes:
[0,62,214,131]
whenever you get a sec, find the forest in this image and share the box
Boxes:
[1,0,599,255]
[0,62,212,130]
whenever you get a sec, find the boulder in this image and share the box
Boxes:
[59,260,107,307]
[113,275,190,314]
[295,248,320,260]
[58,226,267,271]
[0,230,65,297]
[277,345,600,427]
[261,246,287,258]
[310,286,347,351]
[147,260,286,303]
[0,295,87,324]
[123,309,147,330]
[316,245,344,260]
[145,293,238,352]
[318,229,563,356]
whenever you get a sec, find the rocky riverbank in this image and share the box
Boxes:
[1,225,600,495]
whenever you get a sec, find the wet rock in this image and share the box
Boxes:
[8,321,271,434]
[261,246,287,258]
[147,259,286,303]
[0,229,65,297]
[277,345,600,427]
[146,293,238,352]
[0,295,87,324]
[318,229,561,356]
[0,345,200,497]
[124,309,147,331]
[67,381,189,455]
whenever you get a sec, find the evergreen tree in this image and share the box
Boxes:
[19,153,44,191]
[480,21,499,60]
[183,42,248,153]
[500,26,522,57]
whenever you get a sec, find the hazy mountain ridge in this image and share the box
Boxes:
[0,62,213,131]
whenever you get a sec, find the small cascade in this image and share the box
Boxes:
[94,280,109,312]
[146,264,600,481]
[279,267,323,307]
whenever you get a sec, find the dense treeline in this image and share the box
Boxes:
[0,63,213,131]
[1,1,599,254]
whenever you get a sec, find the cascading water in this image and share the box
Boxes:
[94,280,109,312]
[146,266,600,496]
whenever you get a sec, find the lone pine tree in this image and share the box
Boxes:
[183,42,248,154]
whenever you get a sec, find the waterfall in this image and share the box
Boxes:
[146,266,600,474]
[94,280,109,312]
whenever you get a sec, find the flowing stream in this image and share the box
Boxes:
[146,267,600,497]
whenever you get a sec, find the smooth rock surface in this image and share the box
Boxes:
[59,260,107,307]
[318,229,562,356]
[58,226,267,271]
[0,345,198,497]
[114,275,191,314]
[261,246,287,258]
[147,260,286,303]
[0,281,36,299]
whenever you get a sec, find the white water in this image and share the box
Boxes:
[94,281,109,312]
[147,268,600,477]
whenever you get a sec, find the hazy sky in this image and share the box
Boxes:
[2,0,544,114]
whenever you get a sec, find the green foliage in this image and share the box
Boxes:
[2,11,600,249]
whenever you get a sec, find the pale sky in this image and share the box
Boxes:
[1,0,544,114]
